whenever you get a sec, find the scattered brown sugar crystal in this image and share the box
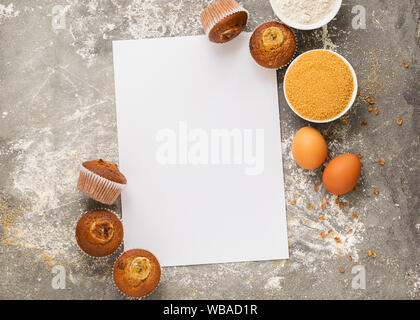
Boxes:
[339,267,345,273]
[307,204,313,210]
[354,185,359,191]
[368,105,373,112]
[347,229,353,234]
[374,107,379,115]
[368,98,376,104]
[339,201,346,210]
[341,118,347,124]
[397,118,403,125]
[320,232,327,239]
[335,197,340,204]
[402,61,409,68]
[328,229,334,234]
[357,152,363,159]
[378,158,385,165]
[361,120,367,126]
[318,215,326,221]
[348,255,353,262]
[328,131,334,136]
[314,184,319,192]
[284,50,355,121]
[367,250,377,258]
[323,134,329,140]
[289,199,296,205]
[373,188,379,195]
[321,197,328,210]
[334,237,341,243]
[352,213,359,219]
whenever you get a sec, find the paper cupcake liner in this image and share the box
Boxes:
[112,250,162,300]
[75,208,124,259]
[201,0,248,36]
[78,165,126,205]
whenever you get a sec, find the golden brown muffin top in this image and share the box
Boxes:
[75,209,123,257]
[82,159,127,184]
[113,249,161,298]
[249,21,296,69]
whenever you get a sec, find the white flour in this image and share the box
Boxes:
[273,0,337,25]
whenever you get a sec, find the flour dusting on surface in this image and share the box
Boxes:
[321,24,338,50]
[264,276,284,290]
[0,3,20,23]
[66,0,208,66]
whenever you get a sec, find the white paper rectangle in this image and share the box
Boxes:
[113,33,289,267]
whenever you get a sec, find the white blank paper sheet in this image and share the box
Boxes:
[113,33,289,267]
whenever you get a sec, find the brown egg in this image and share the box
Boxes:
[292,127,327,169]
[323,154,361,195]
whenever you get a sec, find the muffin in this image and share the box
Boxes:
[75,209,123,257]
[77,159,127,205]
[249,21,296,69]
[201,0,248,43]
[113,249,161,298]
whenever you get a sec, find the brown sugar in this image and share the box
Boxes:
[285,50,354,121]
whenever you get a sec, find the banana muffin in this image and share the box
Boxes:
[76,209,123,257]
[113,249,161,298]
[249,21,296,69]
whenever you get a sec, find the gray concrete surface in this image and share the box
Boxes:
[0,0,419,300]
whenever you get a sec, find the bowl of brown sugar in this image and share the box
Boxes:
[283,49,357,123]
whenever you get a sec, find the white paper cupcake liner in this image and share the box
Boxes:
[78,165,126,205]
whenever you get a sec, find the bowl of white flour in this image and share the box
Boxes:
[269,0,342,30]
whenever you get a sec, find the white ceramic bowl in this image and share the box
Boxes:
[283,49,358,124]
[269,0,342,30]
